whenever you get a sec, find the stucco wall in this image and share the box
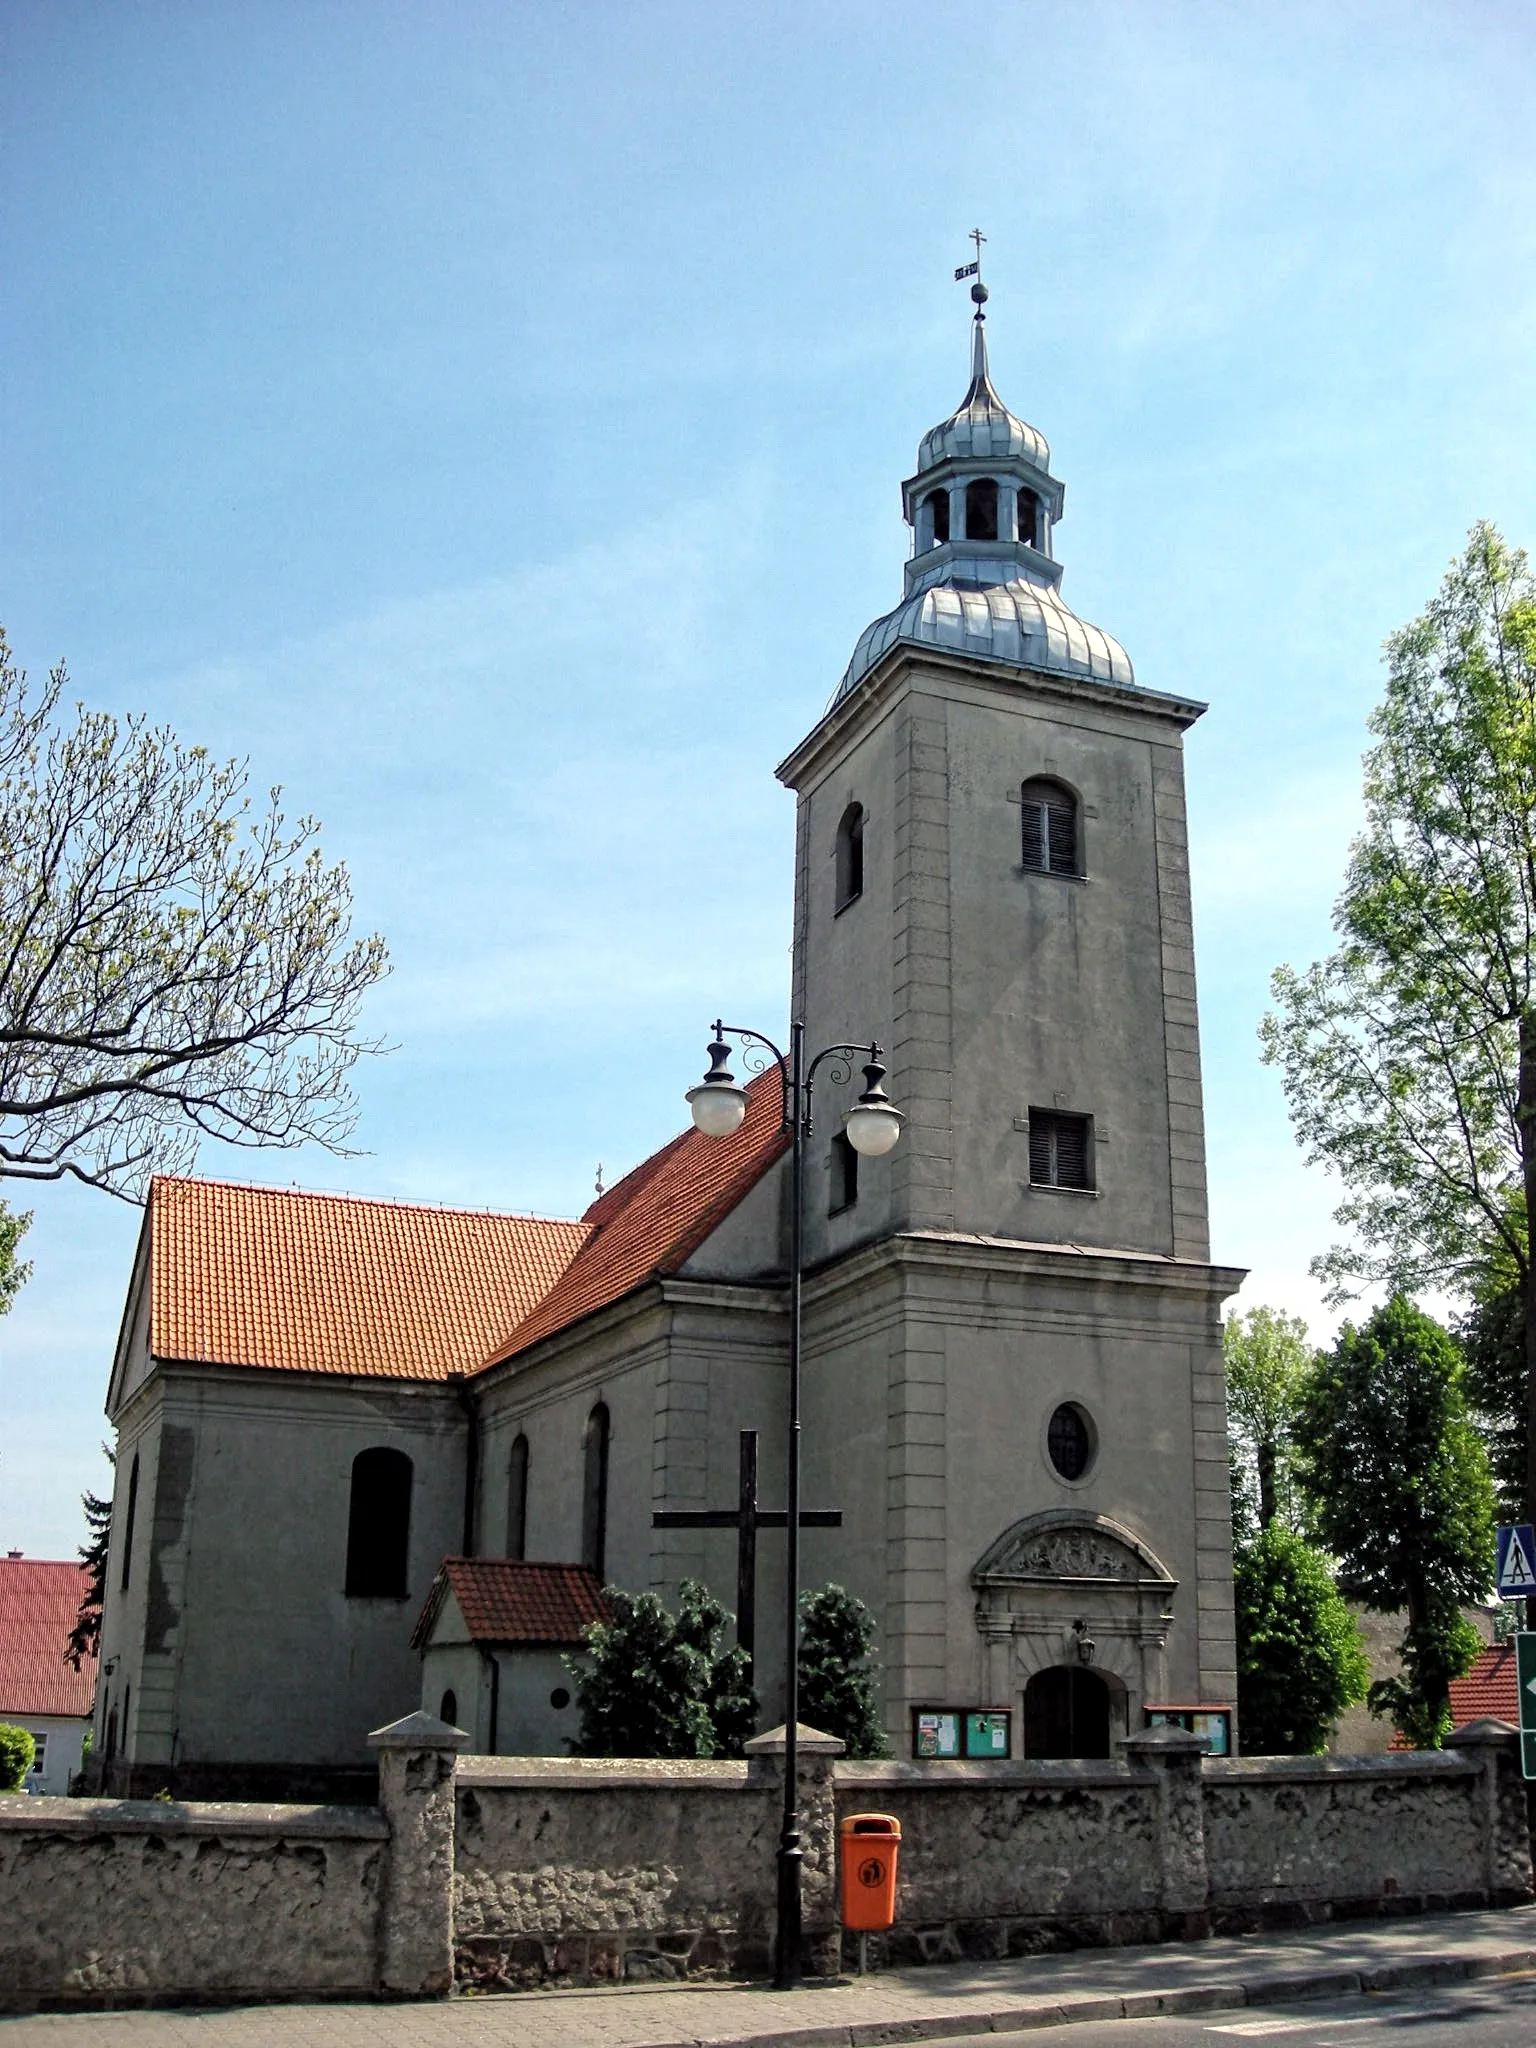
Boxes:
[0,1796,386,2006]
[451,1754,812,1987]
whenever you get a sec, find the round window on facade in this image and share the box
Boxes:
[1047,1402,1095,1482]
[549,1686,571,1711]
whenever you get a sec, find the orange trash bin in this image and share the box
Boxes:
[839,1812,901,1930]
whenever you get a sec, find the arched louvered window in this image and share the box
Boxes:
[1017,487,1041,548]
[835,802,864,911]
[965,477,999,541]
[582,1403,610,1581]
[344,1447,413,1598]
[1021,778,1079,876]
[506,1433,529,1561]
[924,488,950,547]
[120,1452,140,1594]
[829,1131,859,1215]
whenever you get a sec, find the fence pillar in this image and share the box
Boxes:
[370,1709,467,1997]
[1121,1724,1210,1936]
[744,1722,846,1978]
[1444,1717,1535,1904]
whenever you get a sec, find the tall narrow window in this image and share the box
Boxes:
[1028,1110,1093,1191]
[440,1688,458,1726]
[581,1403,610,1582]
[829,1131,859,1215]
[924,488,949,546]
[835,803,864,911]
[1020,779,1079,876]
[1017,486,1040,548]
[344,1446,413,1597]
[965,477,998,541]
[120,1452,140,1594]
[506,1433,529,1561]
[105,1706,118,1760]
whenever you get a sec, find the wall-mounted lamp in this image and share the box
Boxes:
[1071,1618,1097,1667]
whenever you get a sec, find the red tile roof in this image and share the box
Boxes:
[412,1558,609,1649]
[487,1069,787,1363]
[149,1177,589,1382]
[1450,1643,1519,1727]
[0,1558,96,1719]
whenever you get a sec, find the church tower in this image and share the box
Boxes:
[779,279,1244,1756]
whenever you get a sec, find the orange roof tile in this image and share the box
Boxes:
[412,1559,609,1649]
[0,1558,96,1719]
[1449,1643,1520,1727]
[150,1177,588,1382]
[487,1069,788,1364]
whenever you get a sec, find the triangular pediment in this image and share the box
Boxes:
[972,1510,1175,1589]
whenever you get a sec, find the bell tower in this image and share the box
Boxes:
[780,280,1211,1274]
[778,272,1243,1754]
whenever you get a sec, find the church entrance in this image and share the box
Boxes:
[1023,1665,1112,1759]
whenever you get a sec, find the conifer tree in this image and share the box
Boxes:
[566,1579,755,1758]
[797,1583,890,1758]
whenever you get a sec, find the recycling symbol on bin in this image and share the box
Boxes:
[857,1856,885,1887]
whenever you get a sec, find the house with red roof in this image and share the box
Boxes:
[90,307,1245,1793]
[0,1555,96,1794]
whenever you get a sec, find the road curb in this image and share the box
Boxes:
[664,1942,1536,2048]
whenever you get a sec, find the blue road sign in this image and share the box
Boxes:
[1518,1633,1536,1781]
[1496,1523,1536,1596]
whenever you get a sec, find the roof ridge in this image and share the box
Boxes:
[152,1173,583,1230]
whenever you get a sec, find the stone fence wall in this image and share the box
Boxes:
[1,1716,1531,2011]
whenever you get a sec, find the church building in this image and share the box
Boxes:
[88,292,1244,1796]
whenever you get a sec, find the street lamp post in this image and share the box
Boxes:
[687,1018,902,1989]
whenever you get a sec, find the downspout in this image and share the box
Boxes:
[482,1647,501,1756]
[451,1374,479,1557]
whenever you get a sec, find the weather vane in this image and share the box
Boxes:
[954,227,988,308]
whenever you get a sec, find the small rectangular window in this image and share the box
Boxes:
[1028,1110,1093,1191]
[829,1132,859,1214]
[28,1733,46,1774]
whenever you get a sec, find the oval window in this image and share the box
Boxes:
[1047,1402,1094,1481]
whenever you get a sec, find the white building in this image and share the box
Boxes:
[0,1555,97,1795]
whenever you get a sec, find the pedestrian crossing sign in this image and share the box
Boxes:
[1495,1523,1536,1595]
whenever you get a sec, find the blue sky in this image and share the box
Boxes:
[2,1,1534,1556]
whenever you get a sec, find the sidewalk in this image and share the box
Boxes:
[4,1906,1536,2047]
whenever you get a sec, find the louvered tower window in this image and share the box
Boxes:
[1028,1110,1093,1191]
[1021,779,1079,875]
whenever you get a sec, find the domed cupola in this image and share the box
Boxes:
[835,278,1134,704]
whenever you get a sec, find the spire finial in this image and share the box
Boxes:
[954,230,990,385]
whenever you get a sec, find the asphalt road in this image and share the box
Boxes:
[922,1974,1536,2048]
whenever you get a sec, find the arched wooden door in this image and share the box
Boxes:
[1023,1665,1112,1759]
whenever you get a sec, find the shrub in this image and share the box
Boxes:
[0,1723,35,1791]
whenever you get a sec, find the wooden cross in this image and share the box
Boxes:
[653,1429,842,1684]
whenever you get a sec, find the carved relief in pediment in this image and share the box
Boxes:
[972,1512,1175,1589]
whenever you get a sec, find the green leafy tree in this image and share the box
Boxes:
[797,1584,890,1758]
[0,1199,30,1318]
[1260,526,1536,1522]
[0,1724,34,1792]
[566,1579,755,1759]
[1294,1296,1494,1746]
[1224,1305,1316,1531]
[0,630,387,1200]
[1234,1524,1369,1754]
[1458,1260,1525,1522]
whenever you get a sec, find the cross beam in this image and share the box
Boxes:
[653,1429,841,1682]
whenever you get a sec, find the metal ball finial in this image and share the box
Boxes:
[971,280,989,307]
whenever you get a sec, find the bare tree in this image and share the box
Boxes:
[0,631,388,1197]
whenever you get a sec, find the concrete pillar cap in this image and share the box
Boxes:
[1443,1717,1520,1749]
[744,1722,846,1756]
[1119,1725,1208,1758]
[368,1710,469,1751]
